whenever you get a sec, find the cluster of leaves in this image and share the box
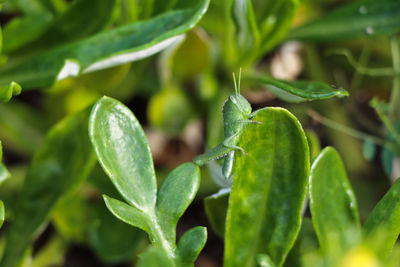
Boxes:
[0,0,399,266]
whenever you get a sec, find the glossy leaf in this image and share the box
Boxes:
[157,162,200,243]
[249,75,348,102]
[0,0,210,89]
[204,188,230,237]
[0,108,96,267]
[309,147,361,259]
[232,0,260,57]
[0,81,21,103]
[137,247,176,267]
[288,0,400,41]
[176,226,207,267]
[363,179,400,258]
[257,0,301,59]
[224,107,310,267]
[89,96,156,210]
[103,195,151,234]
[90,97,205,263]
[2,12,53,53]
[18,0,118,52]
[256,254,277,267]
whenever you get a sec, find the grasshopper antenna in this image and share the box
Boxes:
[232,72,238,96]
[232,68,242,96]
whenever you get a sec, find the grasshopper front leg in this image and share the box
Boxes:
[193,143,234,166]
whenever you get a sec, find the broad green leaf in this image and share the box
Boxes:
[0,165,10,186]
[137,246,176,267]
[10,0,48,15]
[256,254,277,267]
[0,0,210,89]
[257,0,301,60]
[2,12,53,53]
[288,0,400,41]
[89,96,157,210]
[249,75,348,102]
[0,100,50,155]
[157,162,200,244]
[15,0,118,53]
[204,188,230,237]
[0,81,21,103]
[0,108,96,267]
[224,107,310,267]
[176,226,207,267]
[363,179,400,258]
[0,200,3,229]
[232,0,260,57]
[90,97,204,263]
[148,87,194,135]
[103,195,151,234]
[309,147,361,259]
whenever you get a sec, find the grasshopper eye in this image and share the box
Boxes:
[230,96,237,104]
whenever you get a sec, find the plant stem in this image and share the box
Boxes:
[307,109,399,151]
[390,35,400,121]
[149,212,175,259]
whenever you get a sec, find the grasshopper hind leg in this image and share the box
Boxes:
[222,151,235,179]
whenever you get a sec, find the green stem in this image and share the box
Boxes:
[390,35,400,120]
[372,102,400,146]
[327,49,397,77]
[350,40,372,90]
[307,110,399,152]
[149,212,175,259]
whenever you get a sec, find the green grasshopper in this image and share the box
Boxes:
[194,70,261,179]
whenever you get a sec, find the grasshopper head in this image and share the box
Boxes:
[231,69,252,115]
[230,94,251,115]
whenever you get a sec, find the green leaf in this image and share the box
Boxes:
[0,140,10,186]
[137,247,176,267]
[0,0,210,89]
[2,12,53,53]
[0,81,21,103]
[103,195,151,234]
[88,201,147,263]
[89,96,157,210]
[288,0,400,41]
[0,165,10,186]
[224,107,310,267]
[256,254,277,267]
[363,139,376,161]
[232,0,260,57]
[176,226,207,267]
[309,147,361,259]
[16,0,119,53]
[0,108,96,267]
[249,75,348,102]
[156,162,200,243]
[204,188,230,237]
[363,179,400,258]
[381,147,394,176]
[0,200,4,229]
[90,97,204,262]
[0,100,50,155]
[257,0,301,59]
